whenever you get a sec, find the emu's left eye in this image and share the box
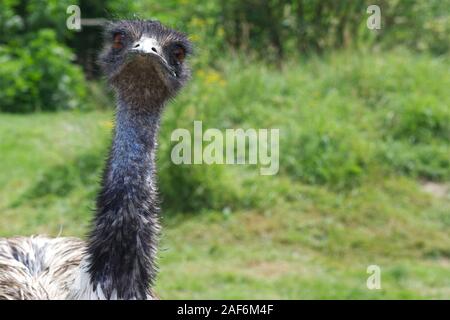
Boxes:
[112,33,125,49]
[172,46,186,64]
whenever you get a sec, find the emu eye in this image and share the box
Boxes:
[173,46,185,64]
[112,33,124,49]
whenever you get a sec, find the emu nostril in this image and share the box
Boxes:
[134,43,140,48]
[151,47,157,53]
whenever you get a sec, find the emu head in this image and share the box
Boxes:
[99,20,192,106]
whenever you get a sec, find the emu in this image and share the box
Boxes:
[0,20,192,300]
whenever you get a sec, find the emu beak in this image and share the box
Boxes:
[130,37,176,77]
[131,37,162,56]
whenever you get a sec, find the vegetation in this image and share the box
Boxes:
[0,50,449,298]
[138,0,450,60]
[1,1,449,111]
[0,29,87,112]
[0,0,448,299]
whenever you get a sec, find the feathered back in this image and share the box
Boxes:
[0,236,84,300]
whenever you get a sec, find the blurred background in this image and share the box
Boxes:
[0,0,449,298]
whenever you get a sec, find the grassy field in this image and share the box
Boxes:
[0,50,449,299]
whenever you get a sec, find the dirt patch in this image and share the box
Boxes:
[421,182,449,198]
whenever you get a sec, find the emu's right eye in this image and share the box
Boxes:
[112,33,125,49]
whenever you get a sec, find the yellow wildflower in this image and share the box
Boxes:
[100,120,114,129]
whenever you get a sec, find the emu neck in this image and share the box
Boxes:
[87,99,163,300]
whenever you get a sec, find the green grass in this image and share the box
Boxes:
[0,50,449,299]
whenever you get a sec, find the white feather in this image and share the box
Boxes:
[0,236,155,300]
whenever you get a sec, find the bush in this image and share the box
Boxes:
[385,94,450,144]
[283,120,374,189]
[158,161,239,213]
[136,1,449,66]
[377,0,450,55]
[380,141,450,181]
[0,29,87,113]
[0,0,77,44]
[319,50,450,181]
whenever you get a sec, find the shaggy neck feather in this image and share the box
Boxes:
[86,98,163,299]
